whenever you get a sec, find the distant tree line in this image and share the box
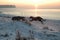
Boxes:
[0,5,16,8]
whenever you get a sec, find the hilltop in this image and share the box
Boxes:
[0,5,16,8]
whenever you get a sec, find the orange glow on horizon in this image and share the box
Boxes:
[0,0,60,9]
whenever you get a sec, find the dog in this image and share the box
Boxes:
[12,16,25,21]
[29,16,46,24]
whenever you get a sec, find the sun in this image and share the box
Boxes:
[32,0,41,4]
[31,0,40,7]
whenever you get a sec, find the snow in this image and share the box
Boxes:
[0,17,60,40]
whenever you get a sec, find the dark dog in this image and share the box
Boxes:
[30,16,45,24]
[12,16,25,21]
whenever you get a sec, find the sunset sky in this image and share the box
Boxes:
[0,0,60,9]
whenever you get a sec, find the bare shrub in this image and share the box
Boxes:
[15,30,21,40]
[29,30,35,40]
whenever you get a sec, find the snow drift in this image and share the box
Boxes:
[0,16,60,40]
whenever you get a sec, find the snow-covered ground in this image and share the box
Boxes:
[0,16,60,40]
